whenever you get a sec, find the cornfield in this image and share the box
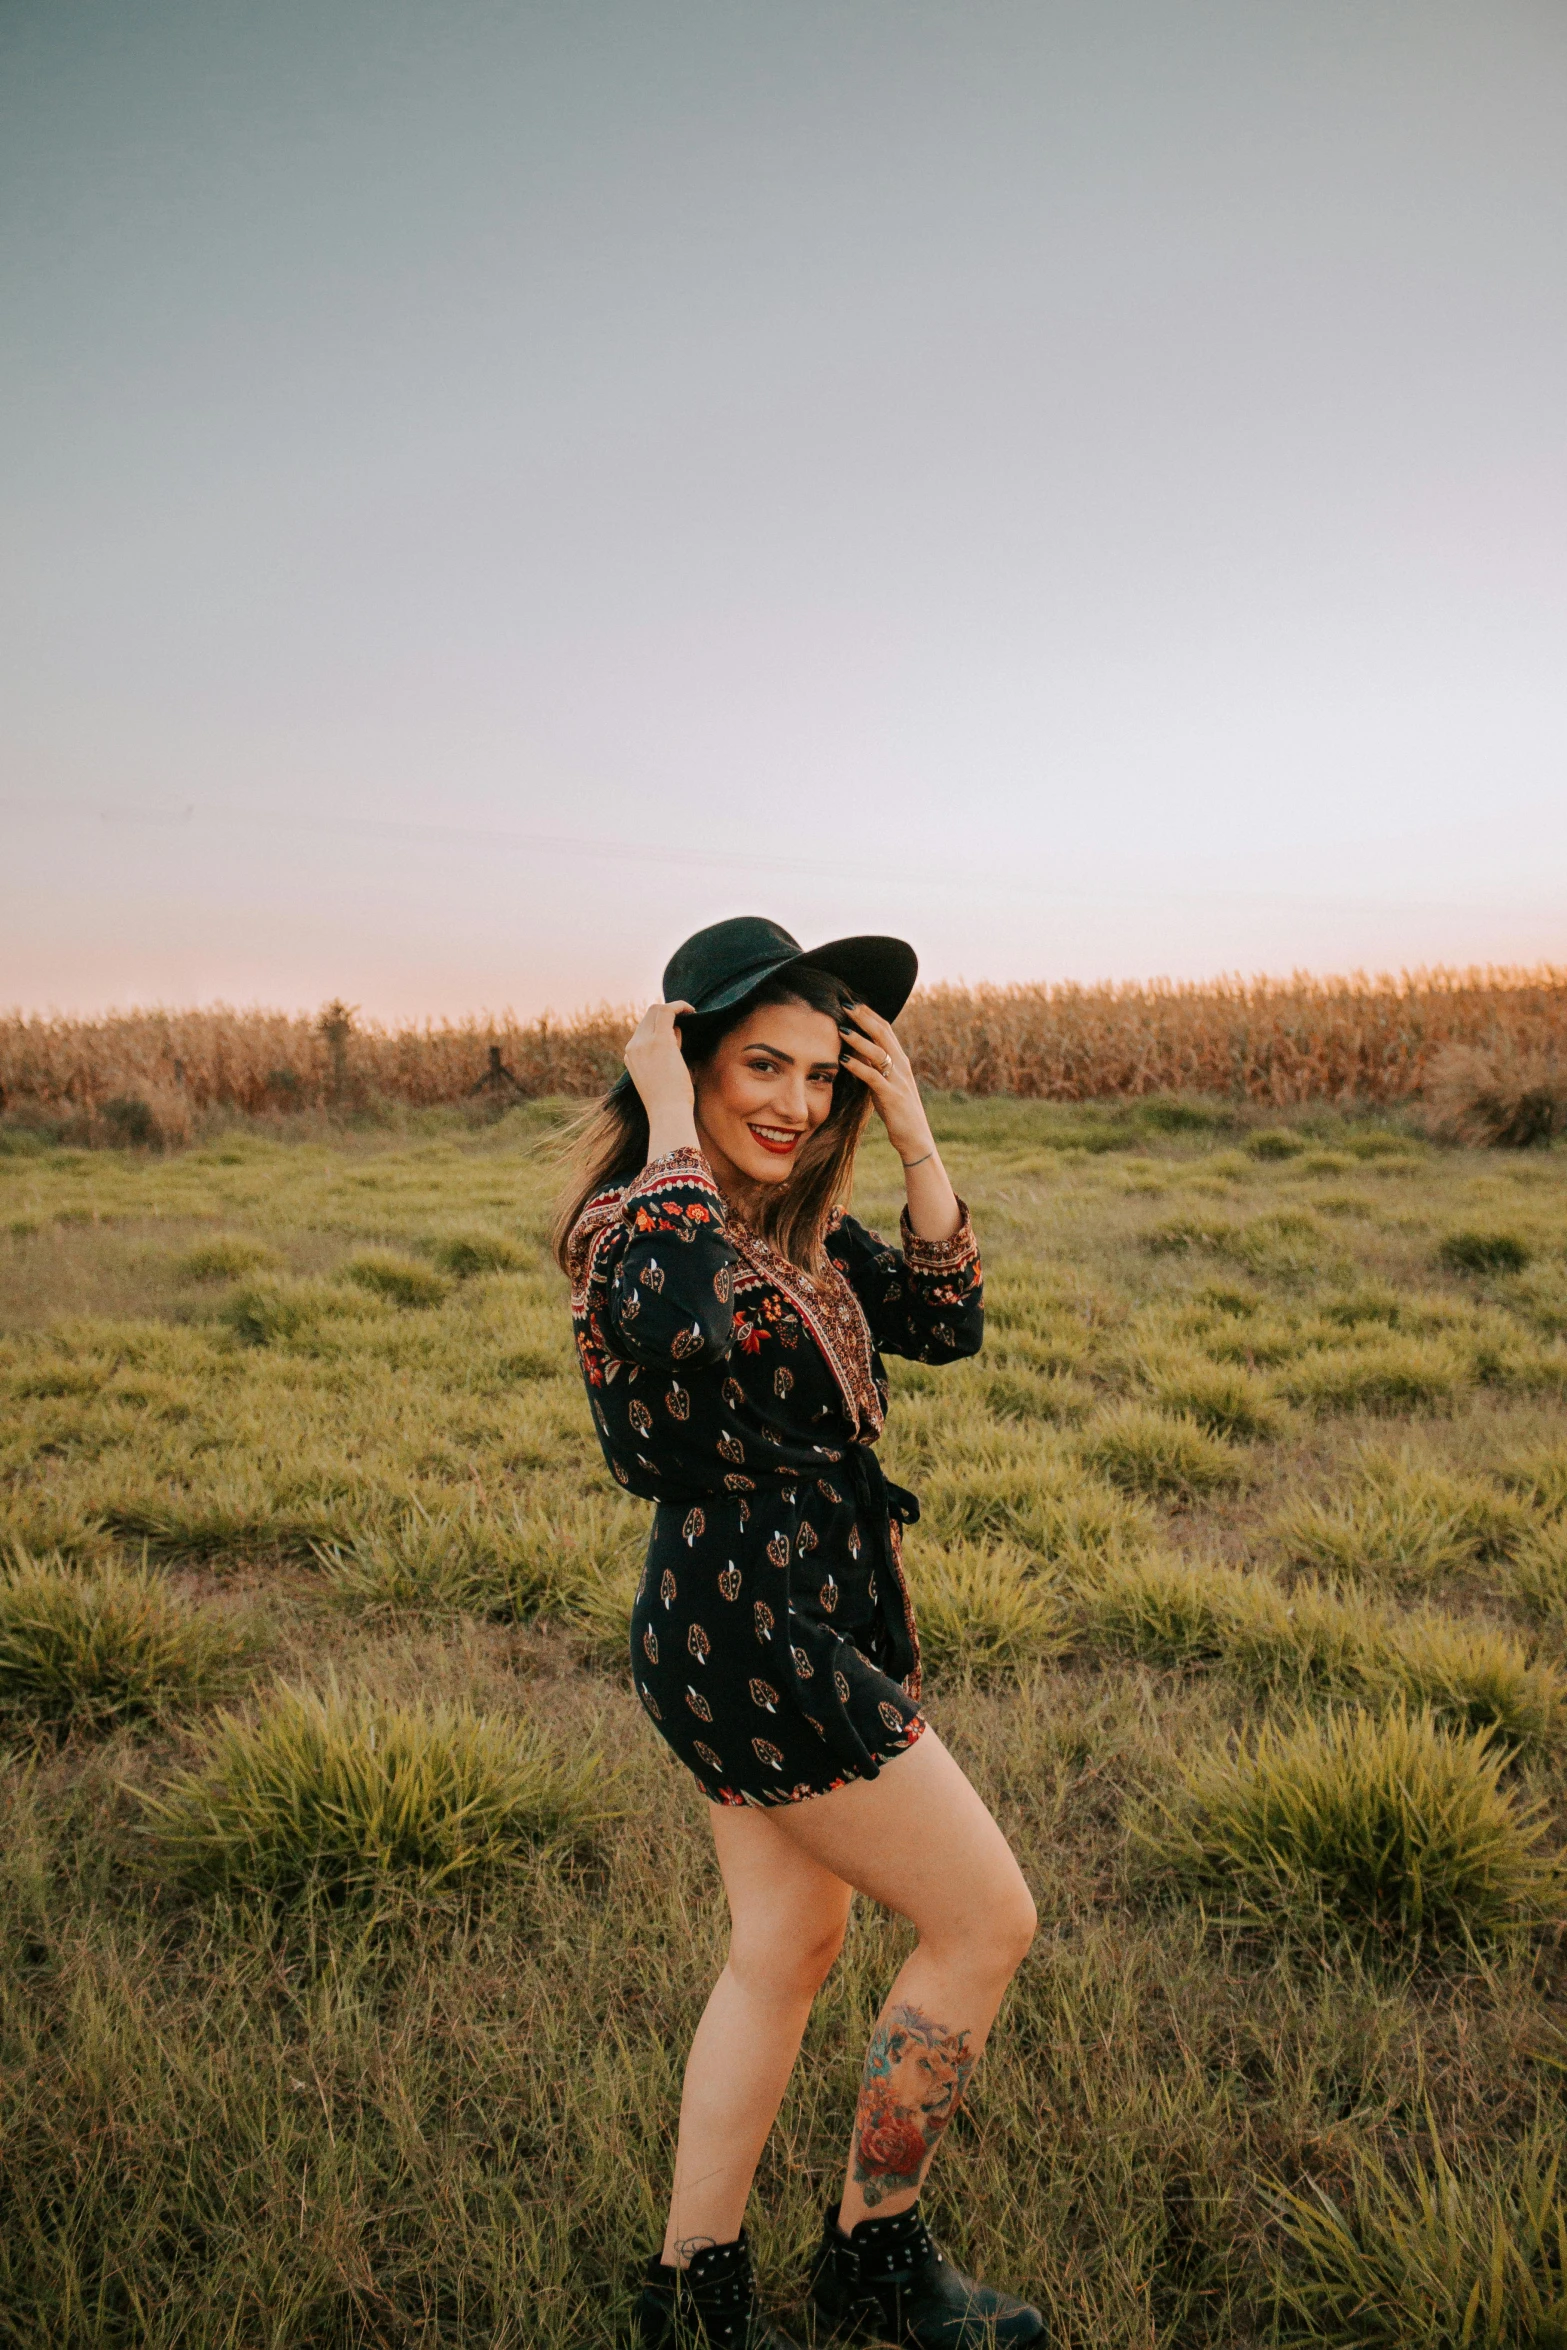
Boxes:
[902,968,1567,1104]
[2,966,1564,1120]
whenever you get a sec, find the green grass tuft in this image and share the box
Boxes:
[1142,1206,1332,1284]
[1144,1212,1236,1257]
[1371,1612,1561,1750]
[145,1683,616,1904]
[919,1446,1154,1566]
[1273,1487,1478,1590]
[1142,1352,1285,1441]
[0,1555,256,1735]
[1299,1150,1355,1175]
[1494,1446,1567,1517]
[1193,1282,1261,1316]
[177,1237,282,1282]
[338,1251,449,1308]
[1141,1705,1555,1949]
[321,1516,512,1619]
[1076,1551,1560,1749]
[1221,1576,1377,1699]
[1316,1285,1411,1330]
[1505,1520,1567,1629]
[0,1496,114,1565]
[100,1478,351,1565]
[981,1366,1096,1426]
[1279,1338,1468,1416]
[559,1557,644,1666]
[321,1490,612,1621]
[1230,1210,1334,1284]
[913,1542,1070,1678]
[1245,1128,1308,1160]
[426,1229,532,1277]
[1274,1456,1530,1589]
[1133,1095,1239,1135]
[1273,2126,1567,2349]
[220,1276,383,1345]
[1081,1406,1248,1501]
[1079,1552,1236,1667]
[1437,1228,1533,1276]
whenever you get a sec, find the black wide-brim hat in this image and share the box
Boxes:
[609,916,918,1098]
[664,916,918,1026]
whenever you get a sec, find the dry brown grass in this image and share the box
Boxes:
[902,967,1567,1105]
[0,999,634,1126]
[1422,1039,1567,1150]
[3,965,1565,1124]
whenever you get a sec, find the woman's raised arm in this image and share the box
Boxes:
[837,1002,960,1244]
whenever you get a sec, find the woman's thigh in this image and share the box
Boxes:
[758,1730,1033,1953]
[709,1803,855,1990]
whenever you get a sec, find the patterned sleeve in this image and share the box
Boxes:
[827,1205,984,1364]
[603,1148,740,1368]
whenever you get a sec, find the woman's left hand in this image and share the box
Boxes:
[839,1004,935,1164]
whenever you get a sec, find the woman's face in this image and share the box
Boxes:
[691,998,843,1188]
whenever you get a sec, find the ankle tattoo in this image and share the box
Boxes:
[850,2001,975,2208]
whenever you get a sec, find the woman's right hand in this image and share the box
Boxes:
[624,1000,700,1156]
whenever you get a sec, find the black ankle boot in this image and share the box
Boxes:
[809,2202,1045,2348]
[634,2232,803,2348]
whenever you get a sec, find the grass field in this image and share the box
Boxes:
[3,1096,1567,2346]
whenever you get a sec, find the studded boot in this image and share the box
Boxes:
[809,2202,1045,2348]
[634,2232,803,2349]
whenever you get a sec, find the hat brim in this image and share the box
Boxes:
[661,932,918,1025]
[781,933,919,1026]
[606,930,919,1098]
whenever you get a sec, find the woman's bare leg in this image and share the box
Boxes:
[762,1729,1036,2232]
[661,1808,853,2265]
[659,1728,1034,2259]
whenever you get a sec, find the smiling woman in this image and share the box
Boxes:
[553,917,1042,2350]
[634,970,875,1269]
[692,1000,845,1168]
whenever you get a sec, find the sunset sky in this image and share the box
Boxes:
[3,0,1564,1019]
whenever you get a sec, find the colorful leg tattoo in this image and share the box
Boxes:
[850,2001,976,2209]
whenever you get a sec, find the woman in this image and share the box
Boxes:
[557,917,1041,2350]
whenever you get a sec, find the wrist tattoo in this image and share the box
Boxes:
[900,1149,935,1170]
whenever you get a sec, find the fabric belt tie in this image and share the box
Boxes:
[843,1442,920,1683]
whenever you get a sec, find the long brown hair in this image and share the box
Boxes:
[551,967,873,1275]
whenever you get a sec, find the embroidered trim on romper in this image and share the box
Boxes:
[728,1222,885,1441]
[899,1203,981,1275]
[567,1149,726,1313]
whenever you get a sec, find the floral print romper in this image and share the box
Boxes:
[566,1147,984,1806]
